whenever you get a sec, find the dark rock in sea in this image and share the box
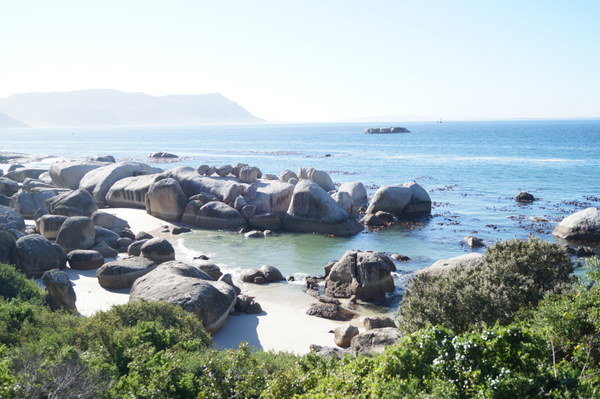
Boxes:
[150,152,178,158]
[515,191,536,203]
[364,127,410,134]
[172,226,192,235]
[463,235,485,248]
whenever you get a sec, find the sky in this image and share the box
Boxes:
[1,0,599,122]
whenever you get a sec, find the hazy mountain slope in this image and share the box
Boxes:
[0,89,263,127]
[0,110,28,128]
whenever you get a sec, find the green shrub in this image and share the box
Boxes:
[0,263,44,303]
[397,238,574,333]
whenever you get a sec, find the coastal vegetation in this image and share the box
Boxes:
[0,241,599,398]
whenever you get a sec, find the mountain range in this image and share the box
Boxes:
[0,89,263,128]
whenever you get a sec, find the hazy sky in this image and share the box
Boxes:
[1,0,599,122]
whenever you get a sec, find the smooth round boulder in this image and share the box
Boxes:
[141,237,175,264]
[0,176,20,197]
[279,169,298,183]
[130,261,236,333]
[67,249,104,270]
[363,316,397,330]
[93,241,119,258]
[117,237,134,252]
[46,188,98,217]
[92,211,129,235]
[334,325,359,348]
[96,257,157,289]
[127,239,149,256]
[418,253,484,275]
[259,265,284,282]
[553,207,600,243]
[145,178,188,222]
[14,234,63,277]
[197,264,222,280]
[239,268,264,284]
[135,231,154,240]
[239,166,260,183]
[94,226,121,249]
[49,161,108,190]
[215,164,233,177]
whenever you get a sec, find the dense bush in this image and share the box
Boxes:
[0,256,598,398]
[0,263,44,303]
[397,238,574,333]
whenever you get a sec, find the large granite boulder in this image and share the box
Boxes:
[239,166,260,183]
[334,325,359,348]
[338,181,368,215]
[0,205,26,232]
[67,249,104,270]
[12,189,63,219]
[92,211,129,235]
[41,269,77,312]
[553,207,600,243]
[79,162,162,206]
[366,182,431,218]
[306,303,357,321]
[14,234,64,277]
[279,169,298,183]
[247,180,295,217]
[49,161,108,189]
[46,188,98,217]
[145,178,188,222]
[36,214,68,239]
[140,237,175,264]
[282,180,363,237]
[105,173,161,208]
[350,328,400,356]
[4,168,46,183]
[96,257,157,289]
[0,231,16,264]
[418,253,484,275]
[94,226,121,249]
[298,167,336,192]
[0,177,20,197]
[167,167,245,203]
[324,250,396,302]
[130,261,237,333]
[55,216,96,252]
[181,200,247,230]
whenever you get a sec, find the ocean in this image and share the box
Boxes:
[2,120,599,289]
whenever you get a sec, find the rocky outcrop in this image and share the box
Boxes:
[247,180,295,217]
[463,236,485,248]
[55,216,96,252]
[366,182,431,218]
[364,127,410,134]
[324,250,396,302]
[181,201,247,230]
[239,265,284,284]
[130,261,237,333]
[79,162,162,206]
[234,294,263,314]
[169,168,245,203]
[553,207,600,243]
[96,257,157,289]
[145,178,187,222]
[282,180,363,237]
[41,269,77,312]
[338,182,368,216]
[350,327,400,356]
[0,205,26,232]
[46,188,98,217]
[14,234,65,277]
[12,189,63,219]
[418,253,484,275]
[105,173,160,208]
[49,161,108,189]
[515,192,535,203]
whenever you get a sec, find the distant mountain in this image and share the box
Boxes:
[0,110,28,128]
[0,89,264,127]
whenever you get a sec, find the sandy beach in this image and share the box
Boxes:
[61,208,358,354]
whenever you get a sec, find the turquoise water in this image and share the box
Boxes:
[2,120,600,278]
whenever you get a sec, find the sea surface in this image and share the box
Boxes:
[2,120,599,296]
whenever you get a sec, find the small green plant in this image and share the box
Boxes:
[0,264,44,303]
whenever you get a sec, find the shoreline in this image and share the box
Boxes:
[65,208,370,354]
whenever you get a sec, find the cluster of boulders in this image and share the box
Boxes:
[310,316,400,357]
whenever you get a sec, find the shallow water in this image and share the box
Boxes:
[2,120,599,279]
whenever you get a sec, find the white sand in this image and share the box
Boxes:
[69,208,352,354]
